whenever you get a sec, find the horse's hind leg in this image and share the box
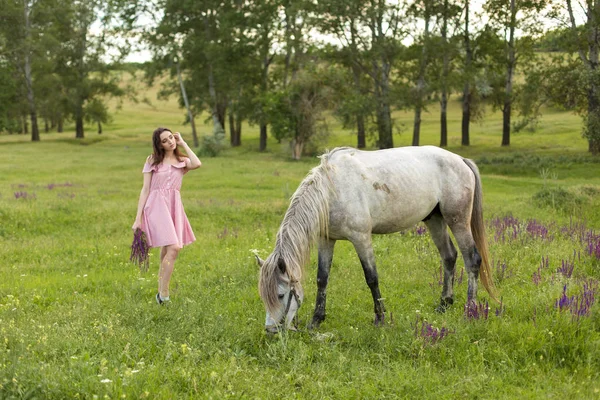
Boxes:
[351,235,385,326]
[309,237,336,329]
[424,214,458,312]
[448,223,482,304]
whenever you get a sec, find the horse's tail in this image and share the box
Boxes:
[463,158,499,303]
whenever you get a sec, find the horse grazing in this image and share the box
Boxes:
[256,146,497,332]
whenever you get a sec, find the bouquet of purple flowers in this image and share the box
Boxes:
[130,228,150,272]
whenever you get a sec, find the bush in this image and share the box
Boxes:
[197,126,225,157]
[532,186,586,213]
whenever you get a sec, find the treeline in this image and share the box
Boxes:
[2,0,600,156]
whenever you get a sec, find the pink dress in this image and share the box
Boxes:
[141,160,196,248]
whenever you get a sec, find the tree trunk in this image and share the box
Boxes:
[440,103,448,147]
[412,5,430,147]
[259,26,272,152]
[259,124,267,151]
[502,0,516,147]
[98,121,102,134]
[228,112,241,147]
[377,83,393,148]
[44,119,49,133]
[291,139,304,160]
[23,1,39,142]
[461,92,471,146]
[372,11,393,149]
[357,114,366,149]
[235,114,242,147]
[440,0,449,148]
[176,61,198,147]
[461,0,472,146]
[58,116,63,133]
[76,112,84,139]
[413,106,421,146]
[350,20,366,149]
[204,14,224,134]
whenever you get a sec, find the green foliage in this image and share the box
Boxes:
[197,125,226,157]
[533,186,586,213]
[263,65,332,158]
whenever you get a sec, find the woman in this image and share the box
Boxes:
[132,127,202,304]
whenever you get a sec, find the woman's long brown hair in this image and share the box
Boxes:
[151,127,185,166]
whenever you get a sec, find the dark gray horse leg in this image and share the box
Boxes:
[352,237,386,326]
[449,223,481,304]
[309,238,336,329]
[424,215,458,312]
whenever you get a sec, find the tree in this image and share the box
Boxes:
[0,0,45,141]
[144,0,262,146]
[264,65,332,159]
[435,0,462,147]
[51,0,127,139]
[246,0,278,151]
[313,0,373,149]
[484,0,547,147]
[564,0,600,154]
[461,0,473,146]
[409,0,434,147]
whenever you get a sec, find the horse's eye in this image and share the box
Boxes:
[278,294,284,299]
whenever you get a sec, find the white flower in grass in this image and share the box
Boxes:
[100,379,112,383]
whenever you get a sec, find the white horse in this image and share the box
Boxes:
[256,146,497,332]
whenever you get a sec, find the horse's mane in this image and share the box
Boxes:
[259,151,335,315]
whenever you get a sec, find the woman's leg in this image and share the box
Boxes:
[158,244,180,299]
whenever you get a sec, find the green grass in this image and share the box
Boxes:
[1,76,600,398]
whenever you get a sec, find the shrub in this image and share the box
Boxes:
[198,126,225,157]
[532,186,586,213]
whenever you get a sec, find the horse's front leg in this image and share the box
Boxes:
[309,237,336,329]
[352,236,386,326]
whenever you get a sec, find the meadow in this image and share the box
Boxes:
[1,71,600,398]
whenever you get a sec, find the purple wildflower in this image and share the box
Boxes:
[415,225,427,235]
[490,215,521,243]
[587,234,600,260]
[555,285,574,311]
[464,300,489,320]
[495,297,505,317]
[526,219,552,241]
[494,260,513,282]
[556,259,574,279]
[14,191,35,199]
[130,228,150,272]
[555,280,599,319]
[414,316,453,344]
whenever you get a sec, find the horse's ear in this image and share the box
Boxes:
[255,255,264,268]
[277,258,286,274]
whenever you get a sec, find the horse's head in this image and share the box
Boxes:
[256,254,304,333]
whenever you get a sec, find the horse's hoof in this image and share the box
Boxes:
[265,325,281,334]
[435,304,447,313]
[435,298,454,313]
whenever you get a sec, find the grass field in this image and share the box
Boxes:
[1,72,600,398]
